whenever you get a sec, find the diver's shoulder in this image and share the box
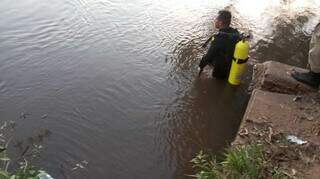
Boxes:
[228,27,240,34]
[216,27,239,38]
[233,28,240,34]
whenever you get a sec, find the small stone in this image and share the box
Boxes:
[307,116,314,121]
[293,96,302,102]
[41,114,48,119]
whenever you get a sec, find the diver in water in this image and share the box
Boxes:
[199,10,240,79]
[292,22,320,88]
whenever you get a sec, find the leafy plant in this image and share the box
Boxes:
[0,121,52,179]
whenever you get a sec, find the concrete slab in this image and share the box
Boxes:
[235,89,320,146]
[250,61,317,94]
[308,165,320,179]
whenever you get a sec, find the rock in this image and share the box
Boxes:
[250,61,317,94]
[293,96,302,102]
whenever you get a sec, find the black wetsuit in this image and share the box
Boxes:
[199,27,240,79]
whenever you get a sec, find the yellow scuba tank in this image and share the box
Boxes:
[228,38,250,85]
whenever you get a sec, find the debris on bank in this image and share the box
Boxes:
[233,61,320,179]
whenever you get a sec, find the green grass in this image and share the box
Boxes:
[190,144,266,179]
[222,144,263,179]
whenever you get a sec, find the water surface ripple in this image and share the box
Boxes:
[0,0,319,178]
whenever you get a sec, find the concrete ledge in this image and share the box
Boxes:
[250,61,317,94]
[234,88,320,179]
[235,89,320,146]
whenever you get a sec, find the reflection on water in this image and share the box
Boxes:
[253,13,312,67]
[232,0,320,67]
[0,0,319,178]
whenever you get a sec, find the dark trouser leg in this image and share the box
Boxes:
[291,24,320,88]
[212,67,228,79]
[291,71,320,88]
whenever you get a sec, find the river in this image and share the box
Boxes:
[0,0,319,178]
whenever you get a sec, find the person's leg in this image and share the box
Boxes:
[212,63,228,79]
[309,24,320,73]
[292,23,320,88]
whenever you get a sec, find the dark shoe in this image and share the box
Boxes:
[291,71,320,88]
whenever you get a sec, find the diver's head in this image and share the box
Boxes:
[215,10,231,29]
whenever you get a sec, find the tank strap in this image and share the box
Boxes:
[233,57,249,64]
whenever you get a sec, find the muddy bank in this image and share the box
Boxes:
[233,61,320,179]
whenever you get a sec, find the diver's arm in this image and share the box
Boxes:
[200,35,222,66]
[202,35,214,48]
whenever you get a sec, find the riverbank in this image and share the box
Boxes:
[190,61,320,178]
[232,61,320,178]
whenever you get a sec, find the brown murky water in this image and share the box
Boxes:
[0,0,319,178]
